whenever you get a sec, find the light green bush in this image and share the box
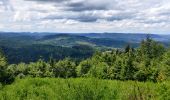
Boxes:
[0,78,170,100]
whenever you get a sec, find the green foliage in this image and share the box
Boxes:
[159,49,170,81]
[1,36,170,84]
[0,50,7,67]
[133,37,165,82]
[53,58,76,78]
[78,37,168,82]
[76,59,92,77]
[2,44,94,64]
[0,50,9,83]
[0,78,170,100]
[87,60,108,79]
[0,36,170,99]
[28,59,53,77]
[137,36,165,60]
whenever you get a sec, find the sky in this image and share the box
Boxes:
[0,0,170,34]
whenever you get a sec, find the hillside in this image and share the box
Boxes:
[1,32,169,48]
[0,32,170,64]
[83,33,167,42]
[36,34,135,48]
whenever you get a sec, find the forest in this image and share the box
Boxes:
[1,32,170,64]
[0,36,170,99]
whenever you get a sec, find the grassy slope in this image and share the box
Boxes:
[0,78,170,100]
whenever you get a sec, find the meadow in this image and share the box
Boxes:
[0,78,170,100]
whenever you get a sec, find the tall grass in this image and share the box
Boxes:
[0,78,170,100]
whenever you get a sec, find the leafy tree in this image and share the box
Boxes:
[76,59,93,77]
[53,58,76,78]
[159,49,170,81]
[137,37,165,61]
[6,64,17,77]
[28,59,53,77]
[16,63,28,77]
[0,50,7,67]
[134,37,165,81]
[87,60,109,79]
[120,49,137,80]
[0,50,14,84]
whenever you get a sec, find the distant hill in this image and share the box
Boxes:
[0,32,170,63]
[37,33,170,48]
[77,33,170,42]
[0,32,169,48]
[36,34,134,48]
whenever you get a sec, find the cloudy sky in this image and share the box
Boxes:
[0,0,170,34]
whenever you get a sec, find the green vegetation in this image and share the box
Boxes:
[1,36,170,82]
[0,50,7,83]
[0,78,170,100]
[1,35,170,99]
[2,32,168,64]
[2,44,94,64]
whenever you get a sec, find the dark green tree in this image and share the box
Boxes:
[0,50,14,84]
[0,50,7,83]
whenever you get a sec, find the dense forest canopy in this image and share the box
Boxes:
[1,44,94,64]
[0,32,170,64]
[0,36,170,84]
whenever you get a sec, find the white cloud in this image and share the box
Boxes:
[0,0,170,34]
[0,24,4,29]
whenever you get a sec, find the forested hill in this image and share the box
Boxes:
[0,32,169,48]
[0,32,170,64]
[77,33,170,42]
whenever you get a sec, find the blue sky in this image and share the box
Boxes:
[0,0,170,34]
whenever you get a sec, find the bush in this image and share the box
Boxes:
[0,78,170,100]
